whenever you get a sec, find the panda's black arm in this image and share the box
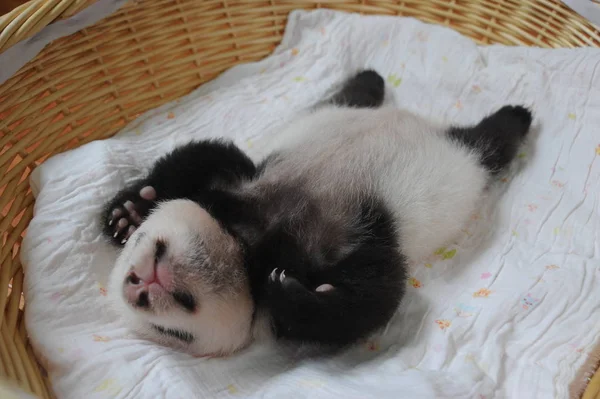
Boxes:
[142,139,256,198]
[254,200,407,347]
[102,139,257,245]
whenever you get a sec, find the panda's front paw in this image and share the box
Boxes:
[103,186,156,245]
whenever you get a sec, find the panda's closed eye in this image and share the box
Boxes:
[172,291,196,312]
[155,240,166,262]
[151,324,194,343]
[134,231,146,246]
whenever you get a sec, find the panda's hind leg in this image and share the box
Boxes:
[327,70,385,109]
[447,105,533,175]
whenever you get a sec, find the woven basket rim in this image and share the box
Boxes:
[0,0,101,54]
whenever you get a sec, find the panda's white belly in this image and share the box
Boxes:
[263,106,488,261]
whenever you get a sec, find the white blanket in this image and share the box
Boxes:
[21,9,600,399]
[563,0,600,27]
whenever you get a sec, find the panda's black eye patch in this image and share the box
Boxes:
[155,240,166,262]
[172,291,196,312]
[151,324,194,343]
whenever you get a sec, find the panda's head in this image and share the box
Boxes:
[107,199,254,357]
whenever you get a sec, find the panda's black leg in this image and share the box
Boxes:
[327,70,385,108]
[447,105,533,175]
[102,139,257,246]
[260,200,406,347]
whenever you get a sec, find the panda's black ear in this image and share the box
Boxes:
[326,70,385,108]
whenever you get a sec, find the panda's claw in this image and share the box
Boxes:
[269,268,278,282]
[108,209,122,227]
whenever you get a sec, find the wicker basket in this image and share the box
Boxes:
[1,1,599,398]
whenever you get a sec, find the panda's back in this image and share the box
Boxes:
[257,106,487,261]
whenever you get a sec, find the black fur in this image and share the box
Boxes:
[101,70,531,350]
[447,105,532,174]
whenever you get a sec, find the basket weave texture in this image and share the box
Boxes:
[1,1,599,398]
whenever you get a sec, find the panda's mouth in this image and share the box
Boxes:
[151,324,195,344]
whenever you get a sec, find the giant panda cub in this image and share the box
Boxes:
[102,70,532,357]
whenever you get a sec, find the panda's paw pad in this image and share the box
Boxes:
[315,283,335,293]
[104,186,157,245]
